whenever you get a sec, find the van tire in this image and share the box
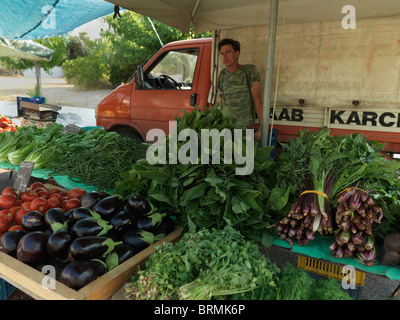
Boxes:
[116,129,143,141]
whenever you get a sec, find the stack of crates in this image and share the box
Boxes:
[297,255,366,299]
[16,96,46,116]
[0,279,15,300]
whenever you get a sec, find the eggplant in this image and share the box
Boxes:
[45,208,68,232]
[72,218,112,237]
[47,229,73,260]
[80,191,110,209]
[16,231,49,266]
[122,230,164,252]
[110,210,135,235]
[68,236,122,261]
[136,212,166,232]
[21,211,45,232]
[92,195,125,221]
[125,194,151,217]
[105,243,135,271]
[68,207,93,222]
[59,260,107,290]
[0,230,27,257]
[153,216,175,236]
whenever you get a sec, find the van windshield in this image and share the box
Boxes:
[145,48,199,90]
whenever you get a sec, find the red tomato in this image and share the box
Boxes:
[47,197,62,209]
[30,182,45,192]
[0,193,17,209]
[29,197,50,214]
[0,209,14,224]
[11,127,17,132]
[9,206,22,215]
[48,188,60,195]
[49,193,62,201]
[20,201,31,209]
[8,224,24,231]
[2,187,16,196]
[14,208,30,225]
[3,127,11,132]
[64,198,81,211]
[21,191,39,202]
[58,191,68,199]
[36,190,49,199]
[67,188,87,200]
[0,215,9,234]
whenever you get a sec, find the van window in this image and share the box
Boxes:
[145,48,199,90]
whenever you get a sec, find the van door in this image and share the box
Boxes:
[131,44,204,141]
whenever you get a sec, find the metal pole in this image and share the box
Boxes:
[35,62,41,97]
[260,0,279,148]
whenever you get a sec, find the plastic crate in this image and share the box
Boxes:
[297,255,365,299]
[297,255,365,286]
[0,279,16,300]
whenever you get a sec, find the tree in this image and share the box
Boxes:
[102,11,211,86]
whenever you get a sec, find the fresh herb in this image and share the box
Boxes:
[123,226,280,300]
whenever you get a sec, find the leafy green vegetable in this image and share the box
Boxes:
[124,226,280,300]
[114,105,276,245]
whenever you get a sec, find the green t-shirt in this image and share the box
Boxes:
[217,64,260,127]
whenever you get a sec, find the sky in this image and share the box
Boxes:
[69,16,109,39]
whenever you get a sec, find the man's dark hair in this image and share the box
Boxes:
[218,38,241,53]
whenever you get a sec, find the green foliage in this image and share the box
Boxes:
[62,38,112,89]
[62,11,211,88]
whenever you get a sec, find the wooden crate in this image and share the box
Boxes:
[0,228,182,300]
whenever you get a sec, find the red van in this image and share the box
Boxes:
[96,38,212,141]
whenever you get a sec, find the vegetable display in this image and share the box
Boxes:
[0,183,175,290]
[124,226,280,300]
[329,187,381,265]
[0,115,17,133]
[270,127,400,266]
[0,124,147,191]
[114,105,276,246]
[123,227,352,300]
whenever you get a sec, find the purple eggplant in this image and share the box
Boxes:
[80,191,110,209]
[72,218,112,237]
[125,194,151,217]
[45,208,68,232]
[0,230,27,257]
[47,229,73,261]
[68,236,122,261]
[21,211,45,232]
[106,243,136,270]
[92,195,125,221]
[153,216,175,236]
[136,212,166,232]
[16,231,49,266]
[68,207,93,222]
[122,230,164,252]
[110,210,135,235]
[59,260,107,290]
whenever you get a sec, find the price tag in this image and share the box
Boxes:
[13,161,35,192]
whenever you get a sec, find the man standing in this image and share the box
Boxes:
[217,38,263,141]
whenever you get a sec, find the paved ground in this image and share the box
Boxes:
[0,76,112,109]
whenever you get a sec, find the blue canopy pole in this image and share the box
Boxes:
[260,0,279,148]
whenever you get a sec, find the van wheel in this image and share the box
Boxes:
[117,130,143,141]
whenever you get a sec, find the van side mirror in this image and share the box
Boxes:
[134,66,144,88]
